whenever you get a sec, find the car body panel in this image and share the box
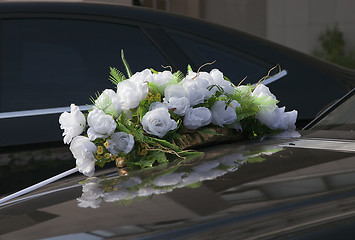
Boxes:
[1,129,355,239]
[1,2,355,239]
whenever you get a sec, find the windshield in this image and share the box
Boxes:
[308,89,355,131]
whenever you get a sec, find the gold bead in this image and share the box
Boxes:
[118,168,128,176]
[115,157,126,168]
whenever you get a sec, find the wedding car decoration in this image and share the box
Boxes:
[59,51,297,177]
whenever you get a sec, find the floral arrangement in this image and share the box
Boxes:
[59,51,297,177]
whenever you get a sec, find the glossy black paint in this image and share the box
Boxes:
[1,131,355,239]
[1,2,355,239]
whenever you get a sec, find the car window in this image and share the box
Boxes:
[0,19,168,113]
[309,89,355,131]
[166,30,273,85]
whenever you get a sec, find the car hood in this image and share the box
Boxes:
[1,131,355,239]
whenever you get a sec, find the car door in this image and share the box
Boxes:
[0,10,181,147]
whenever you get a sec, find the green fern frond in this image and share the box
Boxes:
[89,91,101,105]
[251,95,278,112]
[173,70,185,82]
[109,67,126,85]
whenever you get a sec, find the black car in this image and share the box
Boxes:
[1,88,355,239]
[0,1,354,149]
[1,3,355,239]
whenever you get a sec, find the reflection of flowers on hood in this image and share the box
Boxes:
[77,177,104,208]
[77,145,283,208]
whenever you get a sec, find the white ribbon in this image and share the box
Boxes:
[0,167,79,205]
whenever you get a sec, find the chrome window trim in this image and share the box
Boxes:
[0,105,92,119]
[263,70,287,85]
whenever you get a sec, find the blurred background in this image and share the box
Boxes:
[3,0,355,69]
[110,0,355,69]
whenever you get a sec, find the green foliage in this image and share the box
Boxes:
[246,156,265,163]
[173,70,185,83]
[313,25,355,69]
[133,150,168,168]
[231,85,278,121]
[121,49,133,77]
[109,67,126,85]
[240,116,277,139]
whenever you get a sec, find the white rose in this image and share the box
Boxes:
[129,69,152,83]
[252,84,278,111]
[209,69,235,95]
[70,136,97,177]
[149,71,175,93]
[183,107,212,130]
[211,100,240,127]
[142,107,178,138]
[257,106,298,130]
[107,132,135,155]
[149,101,168,111]
[252,84,277,100]
[87,108,116,141]
[95,89,122,117]
[164,96,190,116]
[164,84,187,100]
[117,72,149,109]
[181,73,211,106]
[59,104,86,144]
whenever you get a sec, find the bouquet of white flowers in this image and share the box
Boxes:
[59,51,297,177]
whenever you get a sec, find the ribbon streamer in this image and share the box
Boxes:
[0,167,79,205]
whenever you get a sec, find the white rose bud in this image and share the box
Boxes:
[142,107,178,138]
[183,107,212,130]
[59,104,86,144]
[70,136,97,177]
[87,108,116,141]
